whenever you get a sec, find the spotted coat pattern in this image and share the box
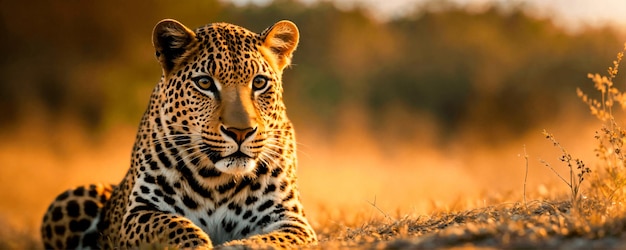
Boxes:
[41,19,316,249]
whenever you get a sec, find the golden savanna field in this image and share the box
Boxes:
[2,0,626,248]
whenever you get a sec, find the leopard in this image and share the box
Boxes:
[41,18,317,249]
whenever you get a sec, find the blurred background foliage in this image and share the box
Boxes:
[0,0,624,146]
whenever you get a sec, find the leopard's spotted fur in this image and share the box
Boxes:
[41,19,316,249]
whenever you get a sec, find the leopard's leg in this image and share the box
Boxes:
[41,183,114,250]
[222,215,317,248]
[117,211,213,248]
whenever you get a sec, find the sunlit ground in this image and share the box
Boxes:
[0,106,600,246]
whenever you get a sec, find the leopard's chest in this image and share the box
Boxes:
[186,198,281,245]
[129,172,285,245]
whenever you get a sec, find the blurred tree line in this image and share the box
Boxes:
[0,0,623,145]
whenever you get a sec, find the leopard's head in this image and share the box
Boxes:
[147,19,299,176]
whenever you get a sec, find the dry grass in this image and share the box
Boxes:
[312,199,626,249]
[313,45,626,249]
[311,44,626,249]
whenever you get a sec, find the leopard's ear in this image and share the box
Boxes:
[260,20,299,72]
[152,19,197,73]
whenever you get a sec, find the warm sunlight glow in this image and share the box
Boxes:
[2,0,626,248]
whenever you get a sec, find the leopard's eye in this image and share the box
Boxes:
[252,75,270,92]
[193,76,217,92]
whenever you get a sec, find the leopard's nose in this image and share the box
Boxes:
[220,125,257,144]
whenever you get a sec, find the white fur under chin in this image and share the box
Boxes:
[214,157,257,176]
